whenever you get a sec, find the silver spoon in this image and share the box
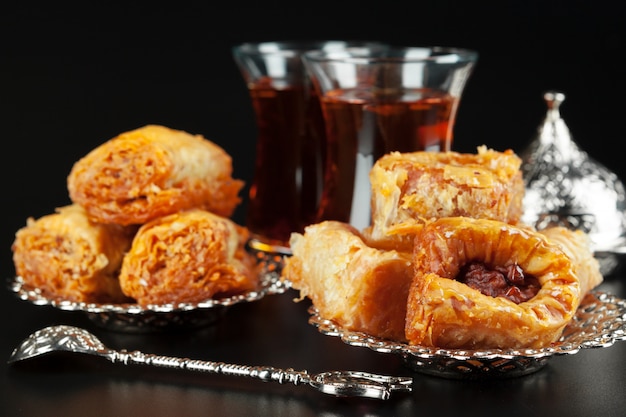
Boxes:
[8,325,412,400]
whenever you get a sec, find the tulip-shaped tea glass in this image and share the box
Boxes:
[303,46,478,230]
[233,41,386,253]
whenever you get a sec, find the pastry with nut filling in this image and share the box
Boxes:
[12,204,135,303]
[68,124,244,226]
[366,146,524,251]
[119,209,258,306]
[405,217,600,350]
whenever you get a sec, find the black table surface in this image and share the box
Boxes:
[2,259,626,417]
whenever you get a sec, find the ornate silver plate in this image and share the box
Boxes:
[9,247,290,333]
[308,291,626,379]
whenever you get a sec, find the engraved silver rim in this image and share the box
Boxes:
[308,291,626,378]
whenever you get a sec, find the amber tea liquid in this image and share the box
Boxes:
[245,77,326,246]
[317,87,456,229]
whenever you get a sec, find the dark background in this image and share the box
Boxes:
[2,1,625,270]
[2,4,626,416]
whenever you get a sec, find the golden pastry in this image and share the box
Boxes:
[282,221,414,341]
[538,226,603,295]
[367,146,524,251]
[405,217,583,350]
[119,209,258,306]
[67,124,244,225]
[12,204,135,303]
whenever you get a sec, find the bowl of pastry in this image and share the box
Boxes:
[281,146,626,378]
[10,125,287,332]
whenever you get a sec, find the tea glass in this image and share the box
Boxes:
[303,46,478,230]
[232,41,385,253]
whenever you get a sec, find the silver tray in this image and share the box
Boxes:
[9,247,290,333]
[308,290,626,379]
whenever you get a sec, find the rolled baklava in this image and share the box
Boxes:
[12,204,135,303]
[67,125,244,225]
[118,209,258,306]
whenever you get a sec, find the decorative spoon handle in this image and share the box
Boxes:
[107,349,412,400]
[111,349,310,381]
[8,325,412,400]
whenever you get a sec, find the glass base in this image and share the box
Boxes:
[246,237,292,256]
